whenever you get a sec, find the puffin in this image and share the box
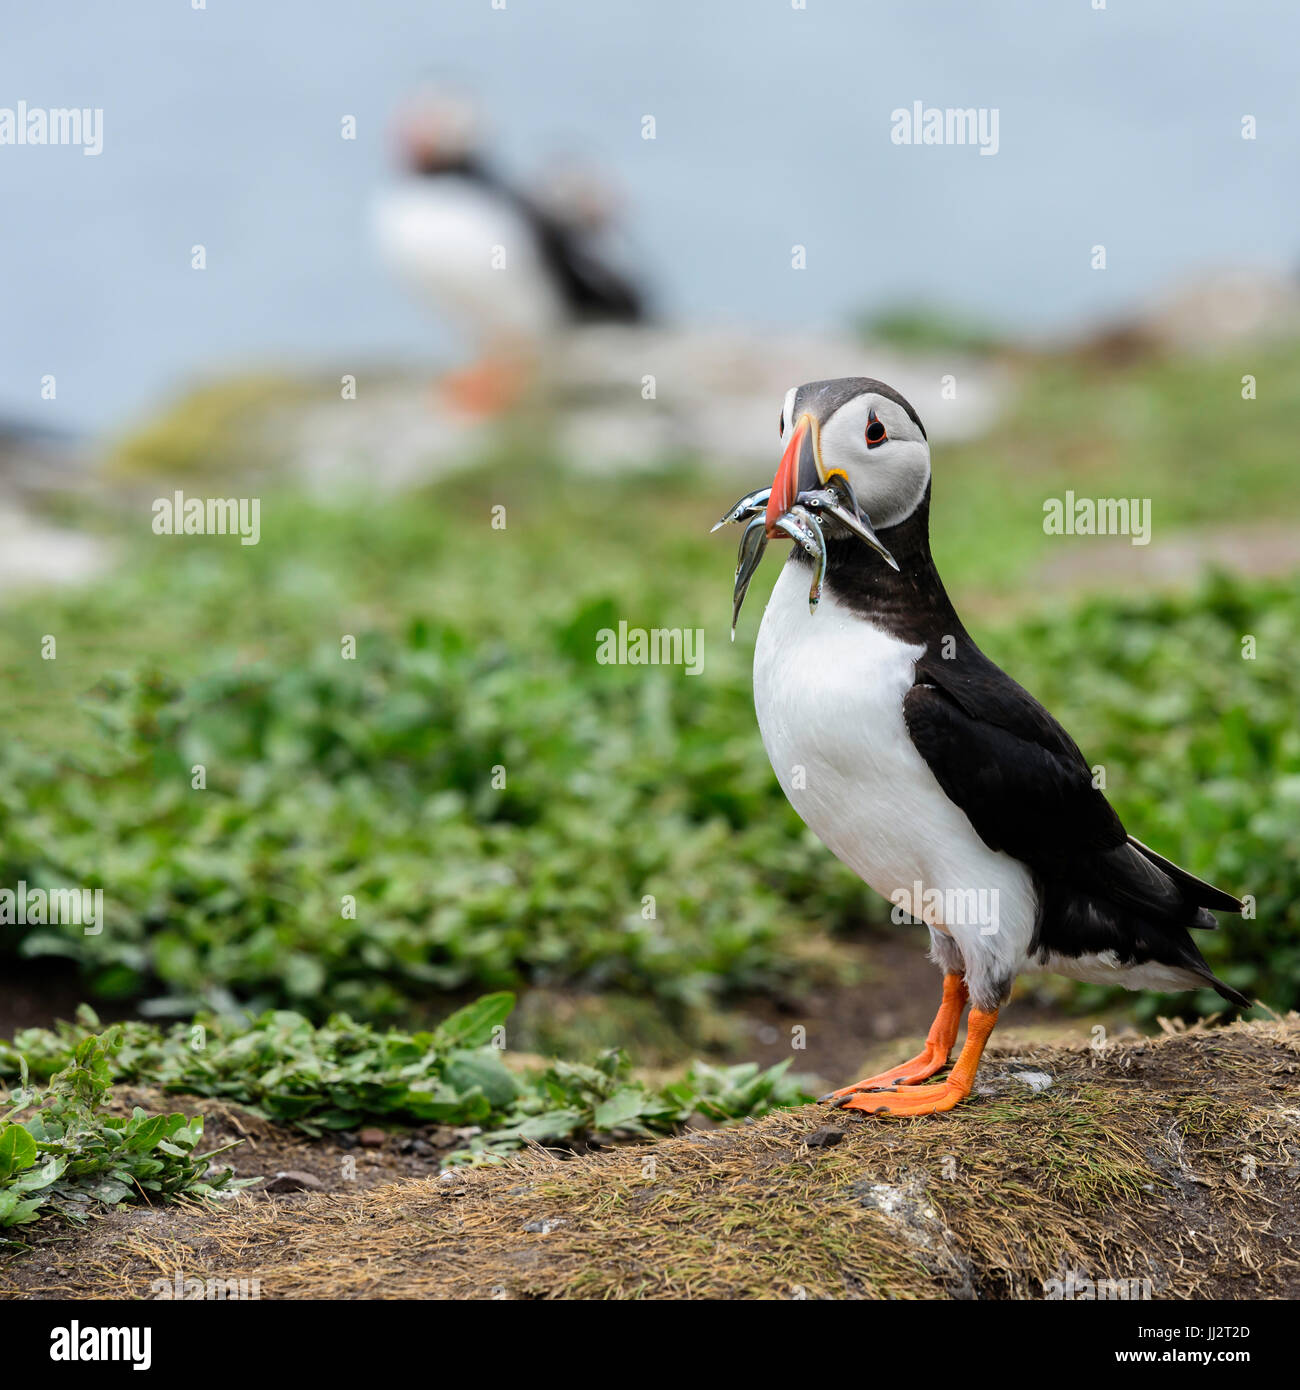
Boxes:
[372,94,645,414]
[714,376,1249,1116]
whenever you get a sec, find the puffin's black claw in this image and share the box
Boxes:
[828,1086,902,1107]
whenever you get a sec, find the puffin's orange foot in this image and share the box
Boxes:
[833,1004,1000,1120]
[836,1079,969,1117]
[822,1046,950,1100]
[439,358,528,417]
[823,972,968,1101]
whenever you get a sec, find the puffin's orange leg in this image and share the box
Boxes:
[837,1007,999,1116]
[439,354,530,417]
[823,972,968,1100]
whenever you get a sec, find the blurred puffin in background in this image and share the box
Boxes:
[373,90,647,416]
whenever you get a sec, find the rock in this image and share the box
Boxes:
[522,1218,568,1234]
[0,503,112,595]
[264,1170,324,1194]
[357,1127,387,1148]
[803,1126,845,1149]
[1009,1070,1054,1093]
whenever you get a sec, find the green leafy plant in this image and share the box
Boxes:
[0,614,861,1019]
[0,1027,243,1239]
[984,573,1300,1016]
[3,568,1294,1021]
[0,999,812,1169]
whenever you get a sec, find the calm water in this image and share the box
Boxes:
[2,0,1297,432]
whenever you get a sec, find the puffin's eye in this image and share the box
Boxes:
[778,410,785,438]
[865,409,887,448]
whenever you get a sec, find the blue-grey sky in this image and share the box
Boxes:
[2,0,1296,432]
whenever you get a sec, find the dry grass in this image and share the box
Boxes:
[4,1017,1298,1301]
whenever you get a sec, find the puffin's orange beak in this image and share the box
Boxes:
[765,414,824,538]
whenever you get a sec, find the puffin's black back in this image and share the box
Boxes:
[420,155,646,324]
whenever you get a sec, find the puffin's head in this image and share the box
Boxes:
[393,90,480,175]
[766,377,930,559]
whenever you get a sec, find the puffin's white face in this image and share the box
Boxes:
[767,380,931,540]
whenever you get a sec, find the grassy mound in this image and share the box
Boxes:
[8,1017,1296,1300]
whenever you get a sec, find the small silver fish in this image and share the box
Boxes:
[731,514,769,639]
[714,472,896,637]
[797,483,899,571]
[711,486,772,533]
[773,504,827,613]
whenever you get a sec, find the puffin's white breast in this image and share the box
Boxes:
[752,557,1036,974]
[372,176,563,340]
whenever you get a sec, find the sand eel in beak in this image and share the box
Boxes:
[714,376,1250,1116]
[373,92,646,416]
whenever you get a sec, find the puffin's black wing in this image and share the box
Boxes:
[467,162,647,323]
[902,652,1248,1004]
[532,216,646,323]
[903,661,1126,869]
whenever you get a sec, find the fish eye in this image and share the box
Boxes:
[865,408,887,448]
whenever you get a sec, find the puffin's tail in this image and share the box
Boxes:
[1127,836,1254,1008]
[1127,835,1243,923]
[1205,975,1255,1009]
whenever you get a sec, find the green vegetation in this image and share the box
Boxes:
[987,574,1299,1014]
[1,550,1294,1020]
[858,301,1004,356]
[932,341,1300,591]
[0,1027,242,1239]
[0,594,860,1018]
[0,998,810,1191]
[107,374,310,479]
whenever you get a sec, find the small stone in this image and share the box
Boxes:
[522,1218,567,1234]
[358,1127,387,1148]
[804,1126,845,1149]
[264,1170,324,1194]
